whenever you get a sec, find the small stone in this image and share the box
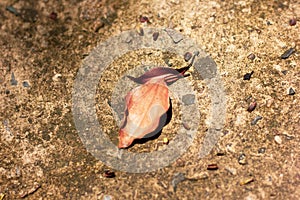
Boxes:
[281,48,296,59]
[6,6,19,16]
[22,81,30,88]
[182,94,195,105]
[240,177,254,185]
[139,16,149,23]
[225,167,237,175]
[182,122,191,130]
[274,135,282,144]
[184,52,193,62]
[247,53,256,60]
[258,147,266,154]
[281,70,288,75]
[289,18,297,26]
[243,71,254,80]
[49,12,58,20]
[52,73,62,82]
[165,28,183,44]
[238,153,247,165]
[247,102,257,112]
[163,137,169,145]
[11,72,18,85]
[103,195,113,200]
[103,170,115,178]
[207,164,218,170]
[251,116,262,125]
[152,32,159,41]
[216,151,225,156]
[137,27,144,36]
[288,88,295,95]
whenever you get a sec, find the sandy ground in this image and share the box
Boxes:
[0,0,299,199]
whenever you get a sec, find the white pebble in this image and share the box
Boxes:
[274,135,282,144]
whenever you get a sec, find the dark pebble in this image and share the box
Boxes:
[247,53,256,60]
[288,87,295,95]
[5,89,10,95]
[289,18,297,26]
[281,48,296,59]
[103,170,115,178]
[139,16,149,23]
[138,27,144,36]
[22,81,30,88]
[6,6,19,16]
[11,72,18,85]
[247,101,257,112]
[184,52,192,62]
[216,151,225,156]
[152,32,159,41]
[251,115,262,125]
[243,71,254,80]
[207,164,218,170]
[258,147,266,154]
[281,70,288,75]
[49,12,58,20]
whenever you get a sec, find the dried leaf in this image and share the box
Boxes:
[118,53,198,148]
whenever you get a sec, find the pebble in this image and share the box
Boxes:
[52,73,62,82]
[139,16,149,23]
[247,53,256,60]
[281,70,288,75]
[243,71,254,80]
[280,48,295,59]
[207,164,218,170]
[251,116,262,125]
[240,177,254,185]
[103,170,115,178]
[163,137,169,145]
[49,12,58,20]
[165,28,183,44]
[22,81,30,88]
[182,122,191,130]
[182,94,195,105]
[247,102,257,112]
[258,147,266,154]
[288,87,295,95]
[103,195,113,200]
[274,135,282,144]
[238,153,247,165]
[289,18,297,26]
[6,6,19,16]
[184,52,192,62]
[137,27,144,36]
[225,167,237,175]
[10,72,18,85]
[152,32,159,41]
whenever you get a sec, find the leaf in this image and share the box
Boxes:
[118,53,198,148]
[118,79,170,148]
